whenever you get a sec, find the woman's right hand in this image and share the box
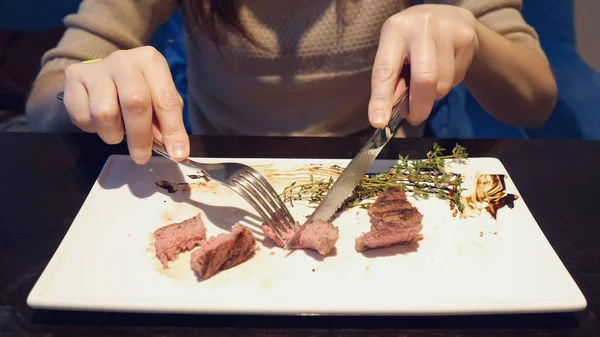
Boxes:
[63,46,189,165]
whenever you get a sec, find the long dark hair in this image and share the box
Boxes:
[185,0,259,47]
[182,0,366,48]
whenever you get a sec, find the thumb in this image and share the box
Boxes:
[151,98,189,161]
[160,117,189,161]
[138,47,189,161]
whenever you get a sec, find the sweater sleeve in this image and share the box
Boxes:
[443,0,542,50]
[38,0,178,77]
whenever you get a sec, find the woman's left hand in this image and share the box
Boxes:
[368,4,480,128]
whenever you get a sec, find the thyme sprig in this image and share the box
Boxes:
[280,143,468,213]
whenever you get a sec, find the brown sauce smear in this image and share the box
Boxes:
[156,180,178,193]
[155,180,208,193]
[460,174,519,219]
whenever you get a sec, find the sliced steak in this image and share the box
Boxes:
[262,219,338,255]
[261,224,295,247]
[190,223,258,279]
[355,186,423,252]
[154,213,207,268]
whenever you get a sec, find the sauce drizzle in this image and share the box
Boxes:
[460,174,519,219]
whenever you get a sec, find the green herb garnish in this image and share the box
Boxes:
[280,143,468,214]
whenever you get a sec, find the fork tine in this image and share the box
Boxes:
[233,176,289,234]
[245,169,296,229]
[227,182,286,242]
[244,171,295,230]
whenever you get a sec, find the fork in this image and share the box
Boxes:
[56,91,296,242]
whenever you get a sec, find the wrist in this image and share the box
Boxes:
[472,21,485,58]
[469,20,492,72]
[81,58,103,64]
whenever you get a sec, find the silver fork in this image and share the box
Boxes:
[56,91,296,242]
[152,139,296,241]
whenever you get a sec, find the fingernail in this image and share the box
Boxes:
[131,148,150,165]
[171,142,188,159]
[371,109,385,125]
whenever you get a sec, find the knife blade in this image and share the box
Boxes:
[283,87,410,250]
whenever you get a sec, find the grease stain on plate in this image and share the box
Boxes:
[260,277,276,289]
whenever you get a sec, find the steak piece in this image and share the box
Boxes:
[190,223,258,279]
[355,186,423,252]
[154,213,207,268]
[262,219,338,255]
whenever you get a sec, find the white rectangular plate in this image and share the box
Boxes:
[27,155,587,315]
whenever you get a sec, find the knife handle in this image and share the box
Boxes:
[384,67,410,138]
[371,84,409,149]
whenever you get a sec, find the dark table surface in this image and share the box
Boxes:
[1,132,599,337]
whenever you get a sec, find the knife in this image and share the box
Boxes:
[284,84,410,250]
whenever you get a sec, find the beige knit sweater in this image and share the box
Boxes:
[39,0,542,136]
